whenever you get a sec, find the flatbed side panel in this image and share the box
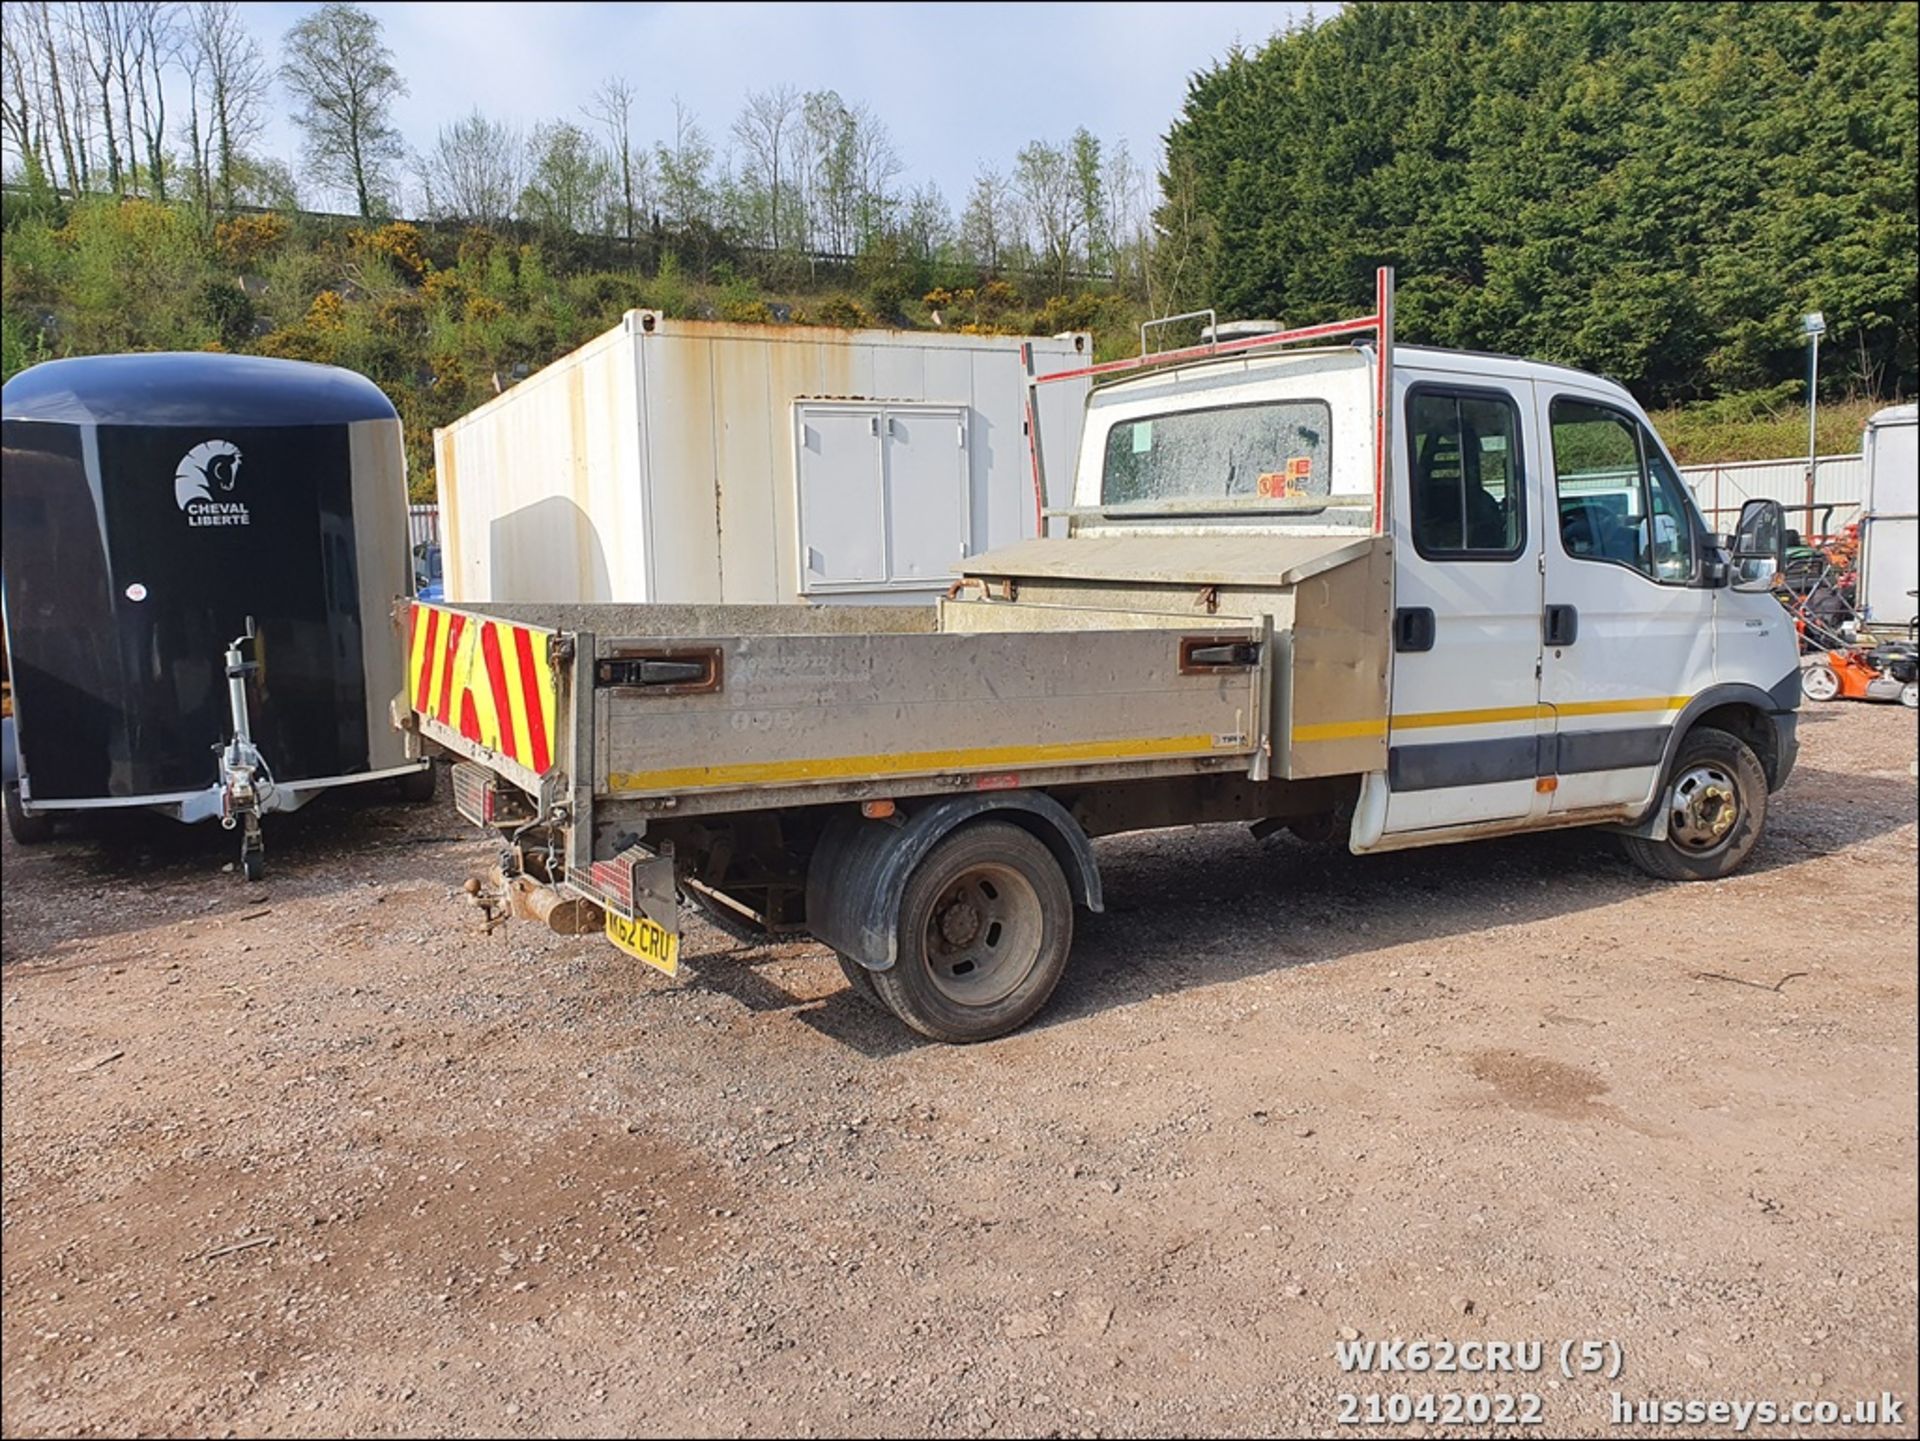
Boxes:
[1283,538,1394,778]
[597,628,1263,798]
[407,600,563,793]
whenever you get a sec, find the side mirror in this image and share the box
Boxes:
[1729,498,1786,591]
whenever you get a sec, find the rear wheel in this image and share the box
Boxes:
[870,821,1073,1043]
[1620,726,1768,882]
[4,781,55,845]
[1901,680,1918,710]
[1800,663,1840,702]
[834,952,885,1008]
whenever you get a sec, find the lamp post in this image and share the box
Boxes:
[1801,310,1826,537]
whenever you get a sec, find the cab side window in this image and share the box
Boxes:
[1549,398,1697,583]
[1407,389,1525,559]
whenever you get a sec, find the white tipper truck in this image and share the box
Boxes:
[403,270,1798,1043]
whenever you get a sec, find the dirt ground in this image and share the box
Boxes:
[3,703,1915,1439]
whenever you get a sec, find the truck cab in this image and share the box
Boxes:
[1050,340,1799,857]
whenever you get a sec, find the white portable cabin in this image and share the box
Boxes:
[1857,403,1917,630]
[433,314,1092,606]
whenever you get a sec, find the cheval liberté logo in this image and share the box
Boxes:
[174,439,249,526]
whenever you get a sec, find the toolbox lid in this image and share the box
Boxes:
[2,351,397,427]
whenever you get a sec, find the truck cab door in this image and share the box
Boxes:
[1382,377,1548,835]
[1536,391,1717,814]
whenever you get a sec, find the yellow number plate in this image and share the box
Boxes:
[604,908,680,977]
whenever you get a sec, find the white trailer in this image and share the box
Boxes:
[432,314,1092,607]
[1857,403,1917,632]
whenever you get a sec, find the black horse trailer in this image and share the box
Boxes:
[1,352,429,876]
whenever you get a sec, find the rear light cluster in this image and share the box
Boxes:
[452,762,536,829]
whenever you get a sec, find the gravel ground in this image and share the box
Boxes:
[2,702,1915,1439]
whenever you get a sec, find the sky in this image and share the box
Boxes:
[240,1,1315,211]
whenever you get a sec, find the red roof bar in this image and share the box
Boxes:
[1031,311,1381,387]
[1022,267,1395,536]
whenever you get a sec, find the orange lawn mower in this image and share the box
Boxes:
[1800,640,1919,710]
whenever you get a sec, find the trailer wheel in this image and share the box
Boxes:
[394,763,437,803]
[1620,726,1768,883]
[871,820,1073,1043]
[834,952,885,1009]
[242,845,266,883]
[4,782,55,845]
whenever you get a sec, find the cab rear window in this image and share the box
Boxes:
[1101,400,1333,506]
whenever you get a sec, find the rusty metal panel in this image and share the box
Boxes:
[434,320,641,604]
[439,315,1089,608]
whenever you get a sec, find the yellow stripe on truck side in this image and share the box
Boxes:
[609,733,1226,794]
[1295,694,1695,744]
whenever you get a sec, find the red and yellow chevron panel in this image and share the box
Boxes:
[408,603,558,776]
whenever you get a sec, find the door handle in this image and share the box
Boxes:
[1393,607,1435,653]
[1544,604,1579,647]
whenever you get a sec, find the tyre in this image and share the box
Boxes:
[1901,681,1918,711]
[834,952,885,1009]
[1619,726,1768,882]
[394,763,437,803]
[241,846,266,882]
[1800,663,1840,702]
[869,820,1074,1043]
[4,781,55,845]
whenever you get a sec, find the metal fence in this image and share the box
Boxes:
[408,504,438,551]
[1679,453,1866,537]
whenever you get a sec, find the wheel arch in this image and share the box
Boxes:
[1617,675,1798,838]
[805,792,1102,972]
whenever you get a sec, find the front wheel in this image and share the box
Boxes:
[869,820,1074,1043]
[1619,726,1768,882]
[1901,680,1918,710]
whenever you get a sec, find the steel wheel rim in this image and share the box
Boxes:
[920,862,1045,1007]
[1668,763,1741,854]
[1802,666,1840,701]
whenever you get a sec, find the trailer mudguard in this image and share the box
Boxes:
[806,792,1104,972]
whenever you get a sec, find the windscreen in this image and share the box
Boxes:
[1101,400,1334,507]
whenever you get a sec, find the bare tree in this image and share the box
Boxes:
[901,181,950,262]
[584,76,647,253]
[847,101,900,248]
[518,119,612,237]
[653,97,713,230]
[181,0,267,213]
[1,4,50,186]
[125,1,178,199]
[75,2,129,192]
[1015,137,1079,290]
[800,90,854,255]
[1149,147,1218,317]
[1070,127,1105,275]
[416,108,521,226]
[732,82,799,250]
[959,166,1014,273]
[280,0,406,218]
